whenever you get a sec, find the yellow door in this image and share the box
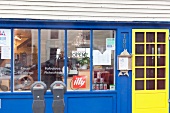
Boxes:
[132,29,169,113]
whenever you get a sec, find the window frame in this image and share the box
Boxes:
[0,28,117,93]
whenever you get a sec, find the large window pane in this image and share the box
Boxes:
[14,29,38,91]
[67,30,90,91]
[41,30,64,89]
[93,30,115,90]
[0,29,11,92]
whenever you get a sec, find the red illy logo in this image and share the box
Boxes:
[73,75,86,88]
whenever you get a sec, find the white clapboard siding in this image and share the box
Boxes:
[0,0,170,21]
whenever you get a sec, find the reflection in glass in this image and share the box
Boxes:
[157,32,165,42]
[135,32,144,42]
[41,30,64,89]
[146,56,155,66]
[146,32,155,42]
[146,80,155,90]
[135,44,144,54]
[146,68,155,78]
[157,80,165,90]
[157,68,165,78]
[135,56,144,66]
[135,68,144,78]
[146,44,155,54]
[14,29,38,91]
[135,80,144,90]
[157,56,165,66]
[67,30,90,91]
[93,30,115,90]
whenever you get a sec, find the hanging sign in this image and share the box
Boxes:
[106,38,115,50]
[0,29,11,46]
[73,75,86,88]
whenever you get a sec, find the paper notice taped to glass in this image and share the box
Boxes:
[1,46,11,59]
[93,50,111,65]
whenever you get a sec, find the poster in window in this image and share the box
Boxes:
[0,29,11,46]
[106,38,115,50]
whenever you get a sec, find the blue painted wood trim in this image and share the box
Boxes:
[116,27,133,113]
[38,29,41,81]
[10,29,14,92]
[1,20,170,30]
[64,30,68,85]
[90,30,93,91]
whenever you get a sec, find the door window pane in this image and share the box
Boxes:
[135,56,144,66]
[135,44,144,54]
[146,32,155,42]
[146,56,155,66]
[157,80,165,90]
[157,68,165,78]
[146,80,155,90]
[93,30,115,90]
[14,29,38,91]
[157,32,165,42]
[146,68,155,78]
[41,30,64,89]
[67,30,90,91]
[157,44,165,54]
[0,29,11,92]
[146,44,155,54]
[135,32,144,42]
[135,80,144,90]
[135,68,144,78]
[157,56,165,66]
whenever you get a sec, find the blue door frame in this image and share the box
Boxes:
[0,19,170,113]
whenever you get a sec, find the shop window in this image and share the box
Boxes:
[0,29,11,92]
[14,29,38,91]
[67,30,90,91]
[41,29,64,89]
[93,30,115,90]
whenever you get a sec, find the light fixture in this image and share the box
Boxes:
[72,31,86,47]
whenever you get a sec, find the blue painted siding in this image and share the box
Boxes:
[0,93,117,113]
[67,97,114,113]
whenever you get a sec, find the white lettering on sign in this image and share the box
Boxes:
[73,78,85,87]
[72,51,86,58]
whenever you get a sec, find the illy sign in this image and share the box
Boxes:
[73,75,86,88]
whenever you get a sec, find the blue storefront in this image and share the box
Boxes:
[0,19,169,113]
